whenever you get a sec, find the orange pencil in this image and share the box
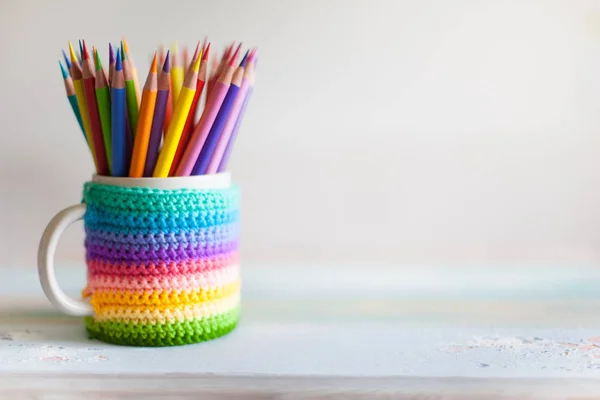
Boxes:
[169,43,209,175]
[129,53,159,177]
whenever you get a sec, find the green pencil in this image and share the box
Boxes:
[121,44,139,139]
[94,50,112,173]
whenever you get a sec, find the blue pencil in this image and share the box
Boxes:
[191,63,244,175]
[111,51,127,177]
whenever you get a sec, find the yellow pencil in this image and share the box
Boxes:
[122,37,141,106]
[170,41,184,106]
[68,41,96,165]
[153,54,201,177]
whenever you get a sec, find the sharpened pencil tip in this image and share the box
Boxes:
[120,41,127,61]
[162,50,171,72]
[62,49,72,69]
[115,49,122,71]
[202,43,210,61]
[122,36,129,54]
[229,43,242,67]
[82,40,90,60]
[59,60,69,79]
[78,40,83,61]
[68,41,78,63]
[192,50,202,72]
[150,51,158,73]
[94,48,103,71]
[240,50,249,67]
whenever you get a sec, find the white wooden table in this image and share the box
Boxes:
[2,264,600,399]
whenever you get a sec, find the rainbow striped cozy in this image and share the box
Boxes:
[80,180,240,346]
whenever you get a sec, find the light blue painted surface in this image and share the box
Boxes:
[0,265,600,378]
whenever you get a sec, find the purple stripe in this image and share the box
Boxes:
[85,239,238,264]
[85,223,237,246]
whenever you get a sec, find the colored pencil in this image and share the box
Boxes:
[122,37,141,106]
[192,51,244,175]
[81,41,109,175]
[78,40,83,63]
[111,51,127,177]
[130,53,158,177]
[94,50,112,173]
[144,51,171,177]
[68,41,96,163]
[60,60,85,139]
[207,50,253,173]
[153,54,202,177]
[62,50,72,75]
[206,42,233,100]
[183,46,189,75]
[175,45,240,176]
[169,43,209,176]
[122,44,139,139]
[170,41,184,106]
[108,43,115,85]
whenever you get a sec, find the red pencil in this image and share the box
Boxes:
[169,43,210,176]
[81,40,109,175]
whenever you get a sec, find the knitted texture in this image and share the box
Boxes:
[81,181,240,347]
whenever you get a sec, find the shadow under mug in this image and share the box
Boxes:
[37,173,241,347]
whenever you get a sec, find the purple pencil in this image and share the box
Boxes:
[217,52,256,172]
[143,51,171,177]
[175,45,241,176]
[205,51,252,174]
[191,55,246,175]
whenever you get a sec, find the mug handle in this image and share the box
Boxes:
[37,204,94,316]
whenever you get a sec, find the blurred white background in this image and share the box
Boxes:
[2,0,600,267]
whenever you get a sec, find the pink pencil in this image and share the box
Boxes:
[205,51,255,173]
[175,44,241,176]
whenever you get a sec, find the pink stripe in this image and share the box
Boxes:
[88,264,240,292]
[86,251,238,276]
[176,82,230,176]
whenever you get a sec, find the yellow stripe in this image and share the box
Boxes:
[90,279,240,309]
[93,293,240,324]
[72,79,96,161]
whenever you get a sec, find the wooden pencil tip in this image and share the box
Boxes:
[192,50,202,72]
[229,43,242,67]
[150,51,158,73]
[68,40,78,63]
[192,41,201,60]
[171,41,178,54]
[94,48,102,71]
[59,60,69,79]
[162,51,171,72]
[109,43,115,64]
[120,41,126,60]
[202,43,211,60]
[240,49,249,67]
[62,49,71,69]
[115,49,122,71]
[82,40,90,60]
[122,36,129,53]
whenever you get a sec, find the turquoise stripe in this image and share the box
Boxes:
[84,205,238,234]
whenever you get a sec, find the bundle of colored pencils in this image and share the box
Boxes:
[59,38,257,177]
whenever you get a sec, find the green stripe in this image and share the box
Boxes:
[95,86,112,173]
[84,307,240,347]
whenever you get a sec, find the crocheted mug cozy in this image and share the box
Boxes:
[81,180,240,346]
